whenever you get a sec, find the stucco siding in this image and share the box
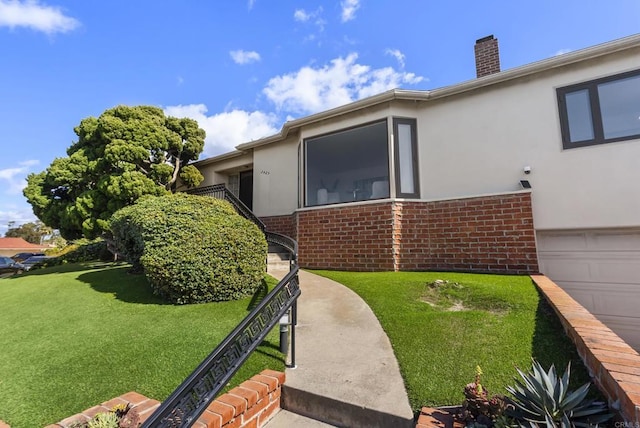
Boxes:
[195,152,254,187]
[416,48,640,231]
[252,135,300,217]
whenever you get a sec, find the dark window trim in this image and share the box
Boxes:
[392,117,420,198]
[557,68,640,149]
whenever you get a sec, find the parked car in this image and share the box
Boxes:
[11,252,45,263]
[0,256,24,277]
[15,255,52,271]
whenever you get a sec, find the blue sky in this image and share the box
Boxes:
[1,0,639,234]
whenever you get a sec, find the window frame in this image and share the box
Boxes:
[557,68,640,149]
[392,117,420,198]
[302,119,390,207]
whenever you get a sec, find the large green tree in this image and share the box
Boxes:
[24,105,205,239]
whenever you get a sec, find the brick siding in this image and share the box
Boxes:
[297,202,395,271]
[294,192,538,274]
[395,193,538,274]
[261,214,297,240]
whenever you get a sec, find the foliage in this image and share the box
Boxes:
[36,240,112,271]
[110,193,267,304]
[457,366,509,428]
[69,404,139,428]
[23,105,206,240]
[3,220,51,244]
[0,263,283,427]
[505,360,611,427]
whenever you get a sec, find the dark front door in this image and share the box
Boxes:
[239,170,253,210]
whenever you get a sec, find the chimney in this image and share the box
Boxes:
[474,35,501,77]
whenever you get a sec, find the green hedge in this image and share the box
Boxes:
[110,193,267,304]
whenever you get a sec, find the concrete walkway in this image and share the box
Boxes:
[264,268,414,428]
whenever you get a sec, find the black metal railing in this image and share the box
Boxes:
[141,183,300,427]
[140,268,300,427]
[187,184,266,231]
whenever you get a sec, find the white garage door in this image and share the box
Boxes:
[537,228,640,352]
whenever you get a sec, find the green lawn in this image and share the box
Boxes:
[0,263,284,428]
[310,270,591,412]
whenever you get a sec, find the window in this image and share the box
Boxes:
[304,121,390,207]
[393,118,419,198]
[557,69,640,149]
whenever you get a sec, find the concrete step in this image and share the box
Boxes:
[267,253,293,273]
[281,386,414,428]
[263,409,338,427]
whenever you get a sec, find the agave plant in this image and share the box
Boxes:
[505,360,611,427]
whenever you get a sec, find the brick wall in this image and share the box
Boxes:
[44,370,285,428]
[532,276,640,423]
[261,214,297,240]
[297,202,395,271]
[295,192,538,274]
[395,193,538,274]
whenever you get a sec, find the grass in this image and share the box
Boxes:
[0,262,284,428]
[311,270,591,412]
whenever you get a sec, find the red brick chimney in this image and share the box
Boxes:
[474,35,501,77]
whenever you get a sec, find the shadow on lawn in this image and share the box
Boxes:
[78,264,171,305]
[530,286,592,388]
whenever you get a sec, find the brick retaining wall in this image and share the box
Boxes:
[531,276,640,423]
[40,370,285,428]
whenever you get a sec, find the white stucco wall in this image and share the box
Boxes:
[252,135,300,217]
[417,48,640,230]
[195,152,253,186]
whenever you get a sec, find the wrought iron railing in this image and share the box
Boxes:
[141,183,300,427]
[187,184,266,231]
[141,268,299,427]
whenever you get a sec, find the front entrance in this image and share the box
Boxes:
[239,170,253,210]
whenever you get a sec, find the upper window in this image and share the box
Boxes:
[304,118,420,207]
[304,120,390,207]
[557,69,640,149]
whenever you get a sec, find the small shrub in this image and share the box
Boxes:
[457,366,508,428]
[68,404,139,428]
[110,193,267,304]
[506,360,611,427]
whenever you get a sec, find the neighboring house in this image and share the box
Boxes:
[192,34,640,350]
[0,237,49,258]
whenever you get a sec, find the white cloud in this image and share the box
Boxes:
[230,49,261,65]
[0,0,80,34]
[294,9,311,22]
[555,48,572,56]
[247,0,256,10]
[385,48,405,68]
[263,53,424,115]
[0,206,36,231]
[164,104,279,156]
[294,7,325,32]
[341,0,360,22]
[0,160,39,195]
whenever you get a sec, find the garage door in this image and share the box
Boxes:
[537,228,640,352]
